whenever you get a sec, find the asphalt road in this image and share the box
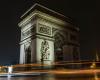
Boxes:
[0,74,99,80]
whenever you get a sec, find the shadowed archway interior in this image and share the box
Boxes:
[54,32,65,61]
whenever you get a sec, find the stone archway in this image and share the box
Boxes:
[54,32,65,61]
[25,45,31,64]
[72,47,80,61]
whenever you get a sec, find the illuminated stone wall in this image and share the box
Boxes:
[18,4,80,64]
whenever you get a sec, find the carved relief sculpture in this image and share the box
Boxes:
[38,23,51,36]
[40,40,50,61]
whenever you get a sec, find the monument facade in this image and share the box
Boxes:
[18,3,80,64]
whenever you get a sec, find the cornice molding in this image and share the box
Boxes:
[18,10,67,27]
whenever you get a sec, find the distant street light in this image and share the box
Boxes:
[8,66,13,74]
[96,51,99,61]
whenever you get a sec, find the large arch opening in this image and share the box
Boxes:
[54,32,65,62]
[72,47,80,61]
[25,45,31,64]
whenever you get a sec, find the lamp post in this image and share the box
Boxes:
[95,51,99,62]
[94,50,99,80]
[90,50,99,80]
[8,66,13,74]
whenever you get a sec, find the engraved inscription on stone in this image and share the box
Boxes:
[21,30,31,39]
[38,24,51,36]
[21,27,35,39]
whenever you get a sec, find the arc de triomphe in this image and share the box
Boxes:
[18,3,80,64]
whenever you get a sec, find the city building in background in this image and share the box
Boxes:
[18,3,80,64]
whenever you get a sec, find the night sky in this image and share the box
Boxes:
[0,0,99,65]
